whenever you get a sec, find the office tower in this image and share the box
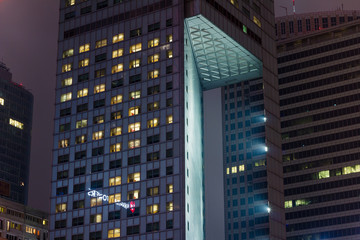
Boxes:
[0,62,33,205]
[275,10,360,40]
[51,0,284,239]
[0,198,49,240]
[278,19,360,239]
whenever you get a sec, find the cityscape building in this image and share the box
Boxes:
[51,0,284,239]
[275,10,360,40]
[0,62,34,205]
[278,18,360,240]
[0,198,49,240]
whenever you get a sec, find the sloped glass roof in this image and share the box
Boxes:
[185,15,263,90]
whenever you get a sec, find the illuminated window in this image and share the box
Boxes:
[129,59,141,69]
[76,119,87,128]
[129,106,140,116]
[148,38,160,48]
[61,77,72,87]
[147,118,159,128]
[128,122,140,132]
[90,197,102,207]
[231,166,237,174]
[79,58,89,67]
[112,48,123,58]
[253,16,262,27]
[90,214,102,223]
[55,203,67,213]
[60,92,72,102]
[166,115,173,124]
[284,201,293,208]
[147,102,159,111]
[110,127,122,136]
[77,88,88,98]
[65,0,75,7]
[255,159,266,167]
[129,90,141,100]
[109,193,121,203]
[148,53,160,63]
[111,63,123,74]
[95,39,107,48]
[146,204,159,214]
[129,43,142,53]
[166,202,173,211]
[79,43,90,53]
[108,228,120,238]
[62,63,72,72]
[0,98,4,106]
[226,168,230,174]
[58,139,69,148]
[127,190,140,200]
[318,170,330,179]
[147,187,159,196]
[111,111,122,120]
[93,115,104,124]
[113,33,124,43]
[167,184,173,193]
[343,165,360,174]
[9,118,24,129]
[75,134,87,144]
[128,139,140,149]
[295,199,310,207]
[109,176,121,186]
[92,131,104,140]
[94,84,105,93]
[62,49,74,58]
[111,95,122,104]
[110,143,121,152]
[239,165,245,172]
[166,34,173,42]
[128,172,140,183]
[230,0,239,7]
[167,50,173,58]
[147,69,159,79]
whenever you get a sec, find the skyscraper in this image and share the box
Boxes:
[0,62,33,205]
[51,0,284,239]
[278,18,360,240]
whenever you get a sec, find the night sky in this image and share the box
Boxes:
[0,0,359,238]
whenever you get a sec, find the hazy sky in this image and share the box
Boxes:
[0,0,359,225]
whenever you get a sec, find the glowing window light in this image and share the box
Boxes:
[264,146,268,152]
[9,118,24,129]
[0,98,4,106]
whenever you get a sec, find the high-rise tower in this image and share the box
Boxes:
[51,1,284,239]
[0,62,33,205]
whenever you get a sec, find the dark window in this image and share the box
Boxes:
[59,123,71,132]
[93,99,105,108]
[57,170,69,180]
[80,6,92,15]
[166,166,173,175]
[75,150,86,160]
[73,200,84,209]
[166,81,173,90]
[72,217,84,226]
[92,147,104,156]
[74,167,86,176]
[109,159,121,169]
[166,65,173,74]
[146,222,160,232]
[111,79,123,88]
[56,187,68,196]
[126,225,140,235]
[129,74,141,84]
[166,149,173,158]
[108,211,121,220]
[89,231,102,240]
[95,53,106,62]
[147,85,160,95]
[91,163,103,172]
[114,0,123,4]
[55,220,66,229]
[146,187,159,196]
[128,155,140,165]
[166,131,173,141]
[58,154,69,164]
[148,22,160,32]
[147,152,160,161]
[95,68,106,78]
[147,134,160,144]
[73,183,85,193]
[97,0,108,9]
[60,107,71,117]
[91,180,103,189]
[166,19,173,27]
[130,28,141,38]
[147,169,160,179]
[78,73,89,82]
[166,219,173,229]
[166,98,173,107]
[77,103,88,113]
[65,11,75,20]
[111,111,122,120]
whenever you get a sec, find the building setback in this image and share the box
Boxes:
[0,62,33,205]
[278,19,360,240]
[51,0,284,239]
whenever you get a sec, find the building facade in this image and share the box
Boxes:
[0,198,48,240]
[275,10,360,40]
[51,0,284,239]
[278,19,360,239]
[0,62,33,205]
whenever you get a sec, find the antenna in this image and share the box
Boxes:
[293,0,296,14]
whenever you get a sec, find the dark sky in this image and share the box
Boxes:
[0,0,360,237]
